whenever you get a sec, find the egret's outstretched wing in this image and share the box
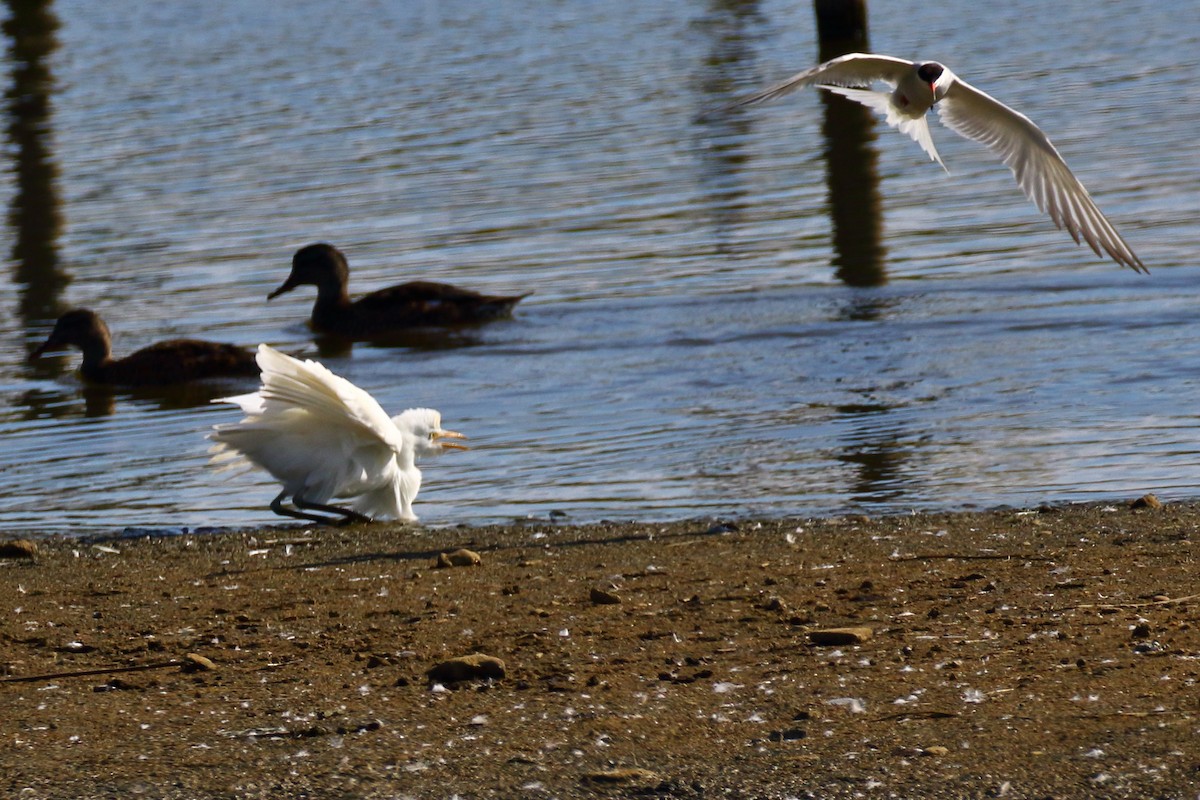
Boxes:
[937,80,1145,273]
[251,345,405,450]
[720,53,915,110]
[210,345,406,503]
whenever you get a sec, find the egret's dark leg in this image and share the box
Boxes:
[270,490,339,525]
[293,492,372,525]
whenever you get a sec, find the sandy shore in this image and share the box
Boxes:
[2,500,1198,799]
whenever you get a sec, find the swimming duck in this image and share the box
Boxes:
[29,308,259,386]
[268,243,530,339]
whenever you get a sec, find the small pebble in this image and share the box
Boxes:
[589,587,621,605]
[580,768,659,785]
[760,596,787,612]
[182,653,217,673]
[767,728,806,742]
[808,627,873,646]
[426,654,506,684]
[1129,493,1162,510]
[0,540,38,559]
[435,549,482,568]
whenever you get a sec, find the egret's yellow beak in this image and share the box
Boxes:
[436,430,469,451]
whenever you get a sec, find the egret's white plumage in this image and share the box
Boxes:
[722,53,1145,272]
[209,344,466,524]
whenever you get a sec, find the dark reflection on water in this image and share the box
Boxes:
[690,0,762,250]
[310,327,493,360]
[815,0,886,287]
[834,399,911,504]
[19,380,249,419]
[835,293,899,324]
[4,0,66,328]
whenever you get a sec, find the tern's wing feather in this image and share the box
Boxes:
[937,80,1145,272]
[820,85,946,170]
[721,53,915,110]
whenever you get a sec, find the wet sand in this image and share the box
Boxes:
[2,500,1198,799]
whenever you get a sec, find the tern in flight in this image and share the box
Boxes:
[720,53,1145,272]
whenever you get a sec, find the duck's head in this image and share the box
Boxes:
[29,308,112,362]
[268,242,350,300]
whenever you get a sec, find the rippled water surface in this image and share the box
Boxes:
[2,0,1197,535]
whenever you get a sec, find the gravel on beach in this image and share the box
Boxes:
[2,500,1198,798]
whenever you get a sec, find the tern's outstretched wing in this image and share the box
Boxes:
[937,79,1145,273]
[717,53,915,110]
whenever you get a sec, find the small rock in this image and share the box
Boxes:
[922,745,950,756]
[426,653,506,684]
[891,745,924,758]
[435,549,482,568]
[807,627,873,646]
[580,768,659,785]
[1130,493,1162,510]
[760,596,787,612]
[182,653,217,673]
[544,675,574,692]
[0,540,38,559]
[589,587,621,605]
[1131,623,1151,640]
[767,728,806,742]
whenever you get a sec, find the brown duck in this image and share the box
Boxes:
[268,243,530,339]
[29,308,259,386]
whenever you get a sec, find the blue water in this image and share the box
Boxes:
[2,0,1197,534]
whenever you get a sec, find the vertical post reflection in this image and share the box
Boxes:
[835,399,908,504]
[691,0,762,251]
[815,3,913,507]
[814,0,886,287]
[5,0,66,327]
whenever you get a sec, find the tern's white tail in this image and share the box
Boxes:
[819,84,947,171]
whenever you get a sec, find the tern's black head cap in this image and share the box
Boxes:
[916,62,945,83]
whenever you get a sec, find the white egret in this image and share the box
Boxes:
[718,53,1145,272]
[209,344,467,524]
